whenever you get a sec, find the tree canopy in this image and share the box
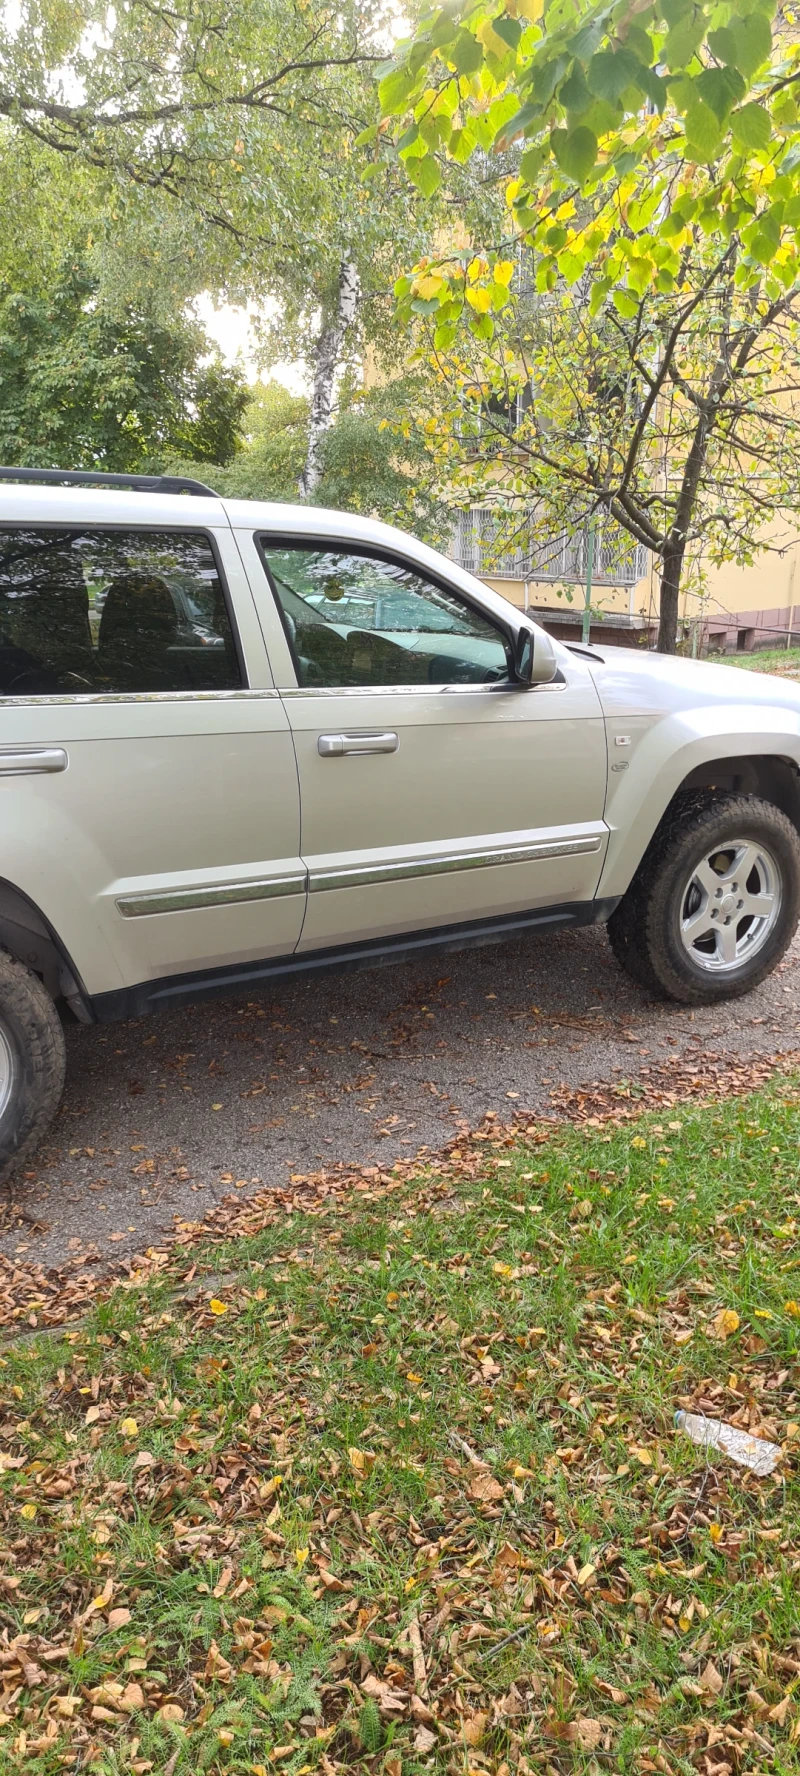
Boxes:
[377,0,800,647]
[0,257,248,470]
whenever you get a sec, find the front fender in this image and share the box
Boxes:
[596,701,800,901]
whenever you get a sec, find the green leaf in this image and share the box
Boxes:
[519,143,547,183]
[733,12,773,79]
[710,12,772,78]
[731,102,772,152]
[450,29,484,76]
[664,14,706,70]
[405,153,442,197]
[378,65,417,115]
[551,125,598,184]
[354,123,378,147]
[559,63,593,115]
[695,66,746,122]
[588,275,613,315]
[587,48,642,105]
[684,101,722,161]
[612,288,639,318]
[492,16,522,51]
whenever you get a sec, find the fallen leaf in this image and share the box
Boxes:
[209,1298,228,1315]
[157,1702,185,1723]
[710,1308,740,1341]
[119,1418,139,1439]
[461,1712,488,1746]
[414,1725,437,1753]
[107,1607,132,1631]
[348,1446,377,1475]
[468,1471,504,1502]
[700,1661,723,1696]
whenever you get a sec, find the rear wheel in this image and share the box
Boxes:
[0,951,66,1179]
[608,793,800,1004]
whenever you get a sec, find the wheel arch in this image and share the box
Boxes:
[0,878,94,1022]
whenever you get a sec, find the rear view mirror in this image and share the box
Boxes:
[513,622,558,686]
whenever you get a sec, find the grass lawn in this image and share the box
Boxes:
[3,1082,800,1776]
[717,648,800,678]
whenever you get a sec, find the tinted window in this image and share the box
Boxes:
[0,529,242,695]
[260,544,511,687]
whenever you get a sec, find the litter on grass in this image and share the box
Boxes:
[675,1409,782,1476]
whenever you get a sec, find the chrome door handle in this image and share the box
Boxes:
[0,747,68,775]
[318,732,399,757]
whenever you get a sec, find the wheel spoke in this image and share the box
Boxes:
[682,907,715,945]
[742,891,775,920]
[693,858,725,897]
[717,922,739,965]
[731,842,760,887]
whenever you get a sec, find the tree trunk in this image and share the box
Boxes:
[299,258,360,498]
[657,539,685,654]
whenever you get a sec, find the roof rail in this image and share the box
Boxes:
[0,467,218,496]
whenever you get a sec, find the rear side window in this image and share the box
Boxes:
[0,528,242,695]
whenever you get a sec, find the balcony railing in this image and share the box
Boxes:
[451,507,649,587]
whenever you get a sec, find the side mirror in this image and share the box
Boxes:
[513,622,558,686]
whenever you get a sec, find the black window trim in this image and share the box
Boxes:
[254,532,516,690]
[0,520,248,694]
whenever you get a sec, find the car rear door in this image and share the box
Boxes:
[0,494,305,1002]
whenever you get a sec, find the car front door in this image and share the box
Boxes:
[0,516,305,1002]
[238,530,609,955]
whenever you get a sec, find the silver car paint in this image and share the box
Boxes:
[0,485,797,997]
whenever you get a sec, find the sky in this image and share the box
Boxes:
[193,295,310,396]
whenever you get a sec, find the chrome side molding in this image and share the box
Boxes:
[117,873,307,918]
[309,833,603,894]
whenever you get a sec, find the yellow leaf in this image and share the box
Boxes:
[119,1418,138,1439]
[785,1300,800,1317]
[386,1291,400,1305]
[630,1135,647,1148]
[494,259,515,286]
[577,1562,596,1586]
[465,285,492,314]
[630,1445,653,1466]
[406,1372,423,1385]
[710,1308,740,1342]
[295,1547,309,1566]
[20,1502,37,1521]
[493,1261,514,1278]
[709,1522,723,1543]
[209,1298,228,1315]
[348,1446,377,1475]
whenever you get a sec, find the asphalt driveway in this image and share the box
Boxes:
[4,922,799,1272]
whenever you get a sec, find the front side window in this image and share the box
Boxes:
[0,528,242,696]
[260,543,511,688]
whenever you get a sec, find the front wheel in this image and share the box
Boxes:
[608,793,800,1004]
[0,951,66,1179]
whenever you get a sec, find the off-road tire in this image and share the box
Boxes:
[607,792,800,1005]
[0,950,66,1180]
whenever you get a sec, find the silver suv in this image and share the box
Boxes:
[0,466,798,1176]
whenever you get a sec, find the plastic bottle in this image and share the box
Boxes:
[675,1409,782,1476]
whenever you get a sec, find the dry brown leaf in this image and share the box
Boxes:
[700,1661,724,1696]
[414,1725,437,1754]
[157,1702,185,1723]
[348,1446,377,1475]
[468,1471,504,1502]
[107,1608,132,1631]
[461,1711,488,1746]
